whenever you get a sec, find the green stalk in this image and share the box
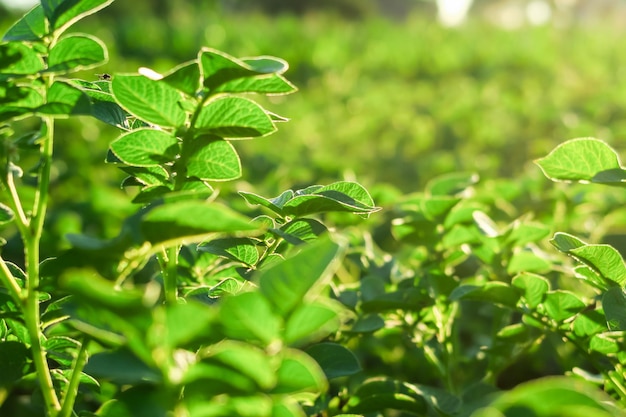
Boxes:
[21,114,61,415]
[0,256,22,302]
[58,339,90,417]
[159,246,179,304]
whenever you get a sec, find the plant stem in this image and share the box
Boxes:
[58,338,90,417]
[0,256,22,302]
[22,114,61,415]
[159,246,179,304]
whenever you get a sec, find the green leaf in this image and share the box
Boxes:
[121,166,169,187]
[573,309,607,337]
[512,272,550,309]
[41,0,114,33]
[272,399,307,417]
[186,135,242,181]
[199,48,287,90]
[536,138,626,183]
[43,336,80,367]
[195,96,276,138]
[112,74,187,127]
[199,237,259,266]
[273,348,327,394]
[426,171,479,196]
[281,182,379,217]
[110,128,179,167]
[47,34,106,73]
[141,201,260,243]
[271,218,327,245]
[589,333,621,354]
[543,290,586,322]
[0,341,30,387]
[159,302,216,348]
[0,42,44,76]
[344,378,428,415]
[162,60,201,96]
[98,386,168,417]
[2,6,46,42]
[570,244,626,286]
[61,268,150,312]
[449,282,520,308]
[218,291,281,345]
[85,348,161,384]
[37,80,91,116]
[258,237,343,317]
[239,189,294,216]
[305,342,361,379]
[242,56,289,74]
[506,222,551,246]
[284,301,341,346]
[507,251,551,274]
[204,340,276,390]
[348,314,385,333]
[214,74,297,95]
[602,287,626,331]
[550,232,586,252]
[0,203,15,226]
[484,376,618,416]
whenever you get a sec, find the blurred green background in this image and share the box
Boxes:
[2,0,626,255]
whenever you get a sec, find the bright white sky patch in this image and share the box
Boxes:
[437,0,474,27]
[1,0,37,11]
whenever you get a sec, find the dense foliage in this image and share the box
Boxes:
[2,1,626,417]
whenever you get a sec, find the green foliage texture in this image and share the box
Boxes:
[2,2,626,417]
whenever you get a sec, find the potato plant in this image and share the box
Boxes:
[1,1,625,417]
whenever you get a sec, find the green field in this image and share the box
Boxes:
[3,2,626,416]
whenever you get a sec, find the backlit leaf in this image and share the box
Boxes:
[199,237,259,266]
[112,74,186,127]
[543,290,586,322]
[195,96,275,138]
[42,0,114,33]
[186,135,241,181]
[110,128,179,167]
[2,5,46,42]
[536,138,626,184]
[512,272,550,309]
[47,34,106,72]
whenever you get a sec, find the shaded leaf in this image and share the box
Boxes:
[305,342,361,379]
[602,287,626,331]
[141,201,260,243]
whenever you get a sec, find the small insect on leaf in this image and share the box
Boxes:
[96,73,111,80]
